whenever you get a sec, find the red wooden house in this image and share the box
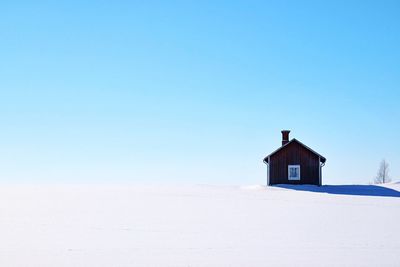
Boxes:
[263,130,326,186]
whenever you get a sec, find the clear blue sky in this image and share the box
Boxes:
[0,1,399,184]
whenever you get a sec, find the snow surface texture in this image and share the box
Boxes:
[1,183,400,267]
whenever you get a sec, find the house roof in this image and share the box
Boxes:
[263,138,326,164]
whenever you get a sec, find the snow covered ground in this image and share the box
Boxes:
[0,183,399,267]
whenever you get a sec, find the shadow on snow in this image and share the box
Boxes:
[274,184,400,198]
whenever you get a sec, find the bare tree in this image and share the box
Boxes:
[374,159,391,184]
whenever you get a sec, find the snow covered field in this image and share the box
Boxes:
[0,183,399,267]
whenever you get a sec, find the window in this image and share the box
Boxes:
[288,165,300,180]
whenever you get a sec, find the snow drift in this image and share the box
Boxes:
[0,184,399,266]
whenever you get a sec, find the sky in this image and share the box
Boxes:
[0,1,399,185]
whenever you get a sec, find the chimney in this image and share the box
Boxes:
[281,130,290,146]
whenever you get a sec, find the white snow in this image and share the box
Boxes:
[0,183,399,266]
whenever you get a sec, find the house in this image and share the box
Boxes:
[263,130,326,186]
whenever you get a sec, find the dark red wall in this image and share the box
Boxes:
[269,141,321,185]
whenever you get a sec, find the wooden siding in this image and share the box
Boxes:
[269,141,320,185]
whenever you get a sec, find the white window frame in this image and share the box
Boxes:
[288,165,301,180]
